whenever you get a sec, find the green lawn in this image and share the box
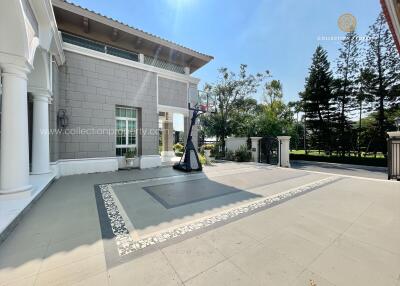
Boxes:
[290,149,385,159]
[289,150,387,167]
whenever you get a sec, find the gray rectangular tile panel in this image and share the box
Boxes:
[143,179,245,209]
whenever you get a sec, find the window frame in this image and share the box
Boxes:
[115,107,138,156]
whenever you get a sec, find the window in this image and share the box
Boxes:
[115,107,138,156]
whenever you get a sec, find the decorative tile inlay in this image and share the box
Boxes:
[98,175,340,257]
[99,184,136,256]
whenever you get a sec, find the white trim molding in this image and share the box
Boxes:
[63,43,200,84]
[140,155,161,169]
[51,157,119,177]
[29,0,65,65]
[157,104,189,116]
[50,155,163,177]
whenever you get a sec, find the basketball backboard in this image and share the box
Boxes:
[192,90,217,113]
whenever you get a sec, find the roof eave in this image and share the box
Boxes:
[381,0,400,54]
[51,0,213,64]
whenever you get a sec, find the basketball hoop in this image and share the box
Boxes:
[173,90,217,172]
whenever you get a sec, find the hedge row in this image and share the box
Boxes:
[290,154,387,167]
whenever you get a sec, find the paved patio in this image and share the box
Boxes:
[0,162,399,286]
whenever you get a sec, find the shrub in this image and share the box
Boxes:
[234,145,252,162]
[225,150,235,161]
[211,142,224,158]
[203,144,215,151]
[173,143,184,155]
[199,153,206,165]
[124,148,136,158]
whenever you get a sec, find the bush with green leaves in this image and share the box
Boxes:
[199,153,206,165]
[234,145,252,162]
[173,143,184,155]
[124,148,136,158]
[225,150,235,161]
[211,142,224,158]
[203,144,215,150]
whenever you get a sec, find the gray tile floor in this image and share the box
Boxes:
[0,162,399,286]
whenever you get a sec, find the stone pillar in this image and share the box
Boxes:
[277,136,291,168]
[161,113,174,157]
[387,131,400,179]
[251,137,262,163]
[184,67,190,75]
[0,64,32,194]
[31,90,51,174]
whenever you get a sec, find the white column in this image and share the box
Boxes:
[139,53,144,63]
[277,136,291,168]
[31,90,51,174]
[0,64,32,194]
[250,137,262,163]
[161,112,175,158]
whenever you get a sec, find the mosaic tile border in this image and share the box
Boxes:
[96,175,341,257]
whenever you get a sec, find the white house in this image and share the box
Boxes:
[0,0,213,195]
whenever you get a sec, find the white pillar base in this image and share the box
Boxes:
[0,184,32,195]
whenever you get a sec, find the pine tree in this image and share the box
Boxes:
[356,69,374,156]
[335,30,360,156]
[300,46,334,153]
[363,12,400,155]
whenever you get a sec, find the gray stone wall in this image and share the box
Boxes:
[49,61,60,162]
[158,77,187,108]
[53,51,158,160]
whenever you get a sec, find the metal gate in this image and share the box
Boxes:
[388,137,400,180]
[259,136,279,165]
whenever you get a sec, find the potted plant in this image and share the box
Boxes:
[203,144,214,163]
[125,148,136,167]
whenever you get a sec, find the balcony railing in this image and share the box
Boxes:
[144,55,185,74]
[61,32,185,74]
[62,32,139,62]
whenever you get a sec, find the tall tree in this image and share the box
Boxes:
[356,69,374,156]
[202,65,268,152]
[335,30,360,155]
[255,80,293,137]
[264,80,283,105]
[363,12,400,154]
[300,46,334,153]
[288,100,303,150]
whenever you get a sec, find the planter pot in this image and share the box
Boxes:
[204,150,211,163]
[125,157,136,167]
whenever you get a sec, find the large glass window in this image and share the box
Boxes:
[116,107,138,156]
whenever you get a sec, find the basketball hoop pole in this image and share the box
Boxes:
[173,103,206,172]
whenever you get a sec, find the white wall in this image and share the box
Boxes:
[226,137,248,152]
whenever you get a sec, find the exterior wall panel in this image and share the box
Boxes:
[55,51,158,159]
[158,77,187,108]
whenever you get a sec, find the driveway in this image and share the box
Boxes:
[0,162,399,286]
[291,160,388,180]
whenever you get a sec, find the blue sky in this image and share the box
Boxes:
[69,0,381,103]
